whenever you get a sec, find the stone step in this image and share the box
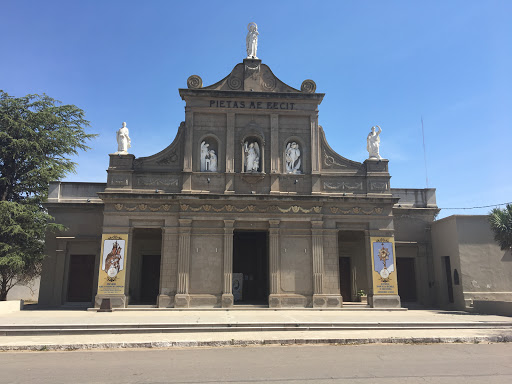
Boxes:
[1,321,512,336]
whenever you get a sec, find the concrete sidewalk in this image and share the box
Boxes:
[1,308,511,351]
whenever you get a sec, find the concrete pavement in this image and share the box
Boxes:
[1,307,511,351]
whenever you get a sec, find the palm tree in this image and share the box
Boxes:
[488,204,512,251]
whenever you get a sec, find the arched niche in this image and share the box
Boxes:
[283,136,305,174]
[241,134,265,173]
[198,134,221,172]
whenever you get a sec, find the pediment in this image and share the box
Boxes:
[319,126,364,173]
[133,122,185,171]
[185,59,318,94]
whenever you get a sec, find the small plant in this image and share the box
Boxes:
[357,289,366,297]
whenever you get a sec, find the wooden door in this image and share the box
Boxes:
[140,255,161,304]
[67,254,95,302]
[339,257,352,301]
[397,257,417,302]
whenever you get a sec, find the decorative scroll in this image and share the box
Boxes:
[261,72,277,91]
[329,207,384,215]
[228,76,242,90]
[323,181,363,191]
[187,75,202,89]
[301,79,316,93]
[136,176,179,187]
[323,152,346,168]
[156,152,179,165]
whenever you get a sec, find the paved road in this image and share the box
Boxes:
[1,343,512,383]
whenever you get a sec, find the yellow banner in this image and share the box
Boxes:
[370,237,398,296]
[97,234,128,295]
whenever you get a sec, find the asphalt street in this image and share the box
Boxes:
[1,343,512,383]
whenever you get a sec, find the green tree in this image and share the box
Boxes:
[0,91,96,300]
[488,204,512,251]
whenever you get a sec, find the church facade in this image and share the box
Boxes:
[39,54,440,309]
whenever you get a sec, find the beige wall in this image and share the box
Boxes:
[432,215,512,310]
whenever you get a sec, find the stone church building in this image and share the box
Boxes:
[39,55,441,309]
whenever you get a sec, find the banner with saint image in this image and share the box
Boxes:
[97,234,128,295]
[370,237,398,295]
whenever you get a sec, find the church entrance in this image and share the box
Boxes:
[232,231,268,305]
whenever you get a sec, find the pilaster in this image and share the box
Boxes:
[268,220,281,308]
[222,220,235,307]
[174,219,192,308]
[158,226,178,308]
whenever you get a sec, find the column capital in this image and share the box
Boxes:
[179,219,192,227]
[269,219,280,228]
[311,220,323,230]
[224,219,235,228]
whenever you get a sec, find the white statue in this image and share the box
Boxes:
[244,141,260,172]
[367,125,382,160]
[116,122,131,154]
[200,141,209,171]
[208,149,217,172]
[285,142,301,174]
[246,22,259,59]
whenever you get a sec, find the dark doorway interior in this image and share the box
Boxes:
[443,256,454,303]
[339,257,352,301]
[233,231,268,304]
[397,257,417,302]
[140,255,161,304]
[67,254,95,302]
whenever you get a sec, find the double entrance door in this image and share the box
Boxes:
[232,231,268,305]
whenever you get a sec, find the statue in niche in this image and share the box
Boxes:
[246,22,259,59]
[244,141,260,172]
[207,149,217,172]
[367,125,382,160]
[285,142,301,174]
[200,141,209,171]
[115,122,131,154]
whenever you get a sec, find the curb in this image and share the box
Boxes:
[2,335,512,352]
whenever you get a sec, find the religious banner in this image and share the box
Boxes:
[97,234,128,295]
[370,237,398,295]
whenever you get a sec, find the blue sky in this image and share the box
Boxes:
[2,1,511,218]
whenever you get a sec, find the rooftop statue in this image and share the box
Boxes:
[246,22,259,59]
[367,125,382,160]
[116,122,131,154]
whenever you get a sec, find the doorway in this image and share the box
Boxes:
[140,255,161,304]
[67,254,95,302]
[397,257,417,302]
[232,231,268,304]
[339,257,352,301]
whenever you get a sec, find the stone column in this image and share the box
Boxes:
[174,219,192,308]
[222,220,235,307]
[268,220,281,308]
[158,226,178,308]
[311,221,324,296]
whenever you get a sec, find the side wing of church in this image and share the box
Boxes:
[40,45,440,309]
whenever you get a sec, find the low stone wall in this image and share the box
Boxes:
[0,300,23,313]
[473,300,512,317]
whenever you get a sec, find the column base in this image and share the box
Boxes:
[222,294,234,308]
[94,294,128,309]
[313,294,343,308]
[157,294,174,308]
[370,294,401,308]
[174,294,190,308]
